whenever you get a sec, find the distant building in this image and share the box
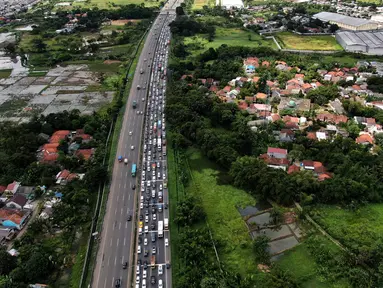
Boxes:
[217,0,244,9]
[313,12,379,31]
[336,31,383,55]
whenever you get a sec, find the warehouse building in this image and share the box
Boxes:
[313,12,379,31]
[336,31,383,55]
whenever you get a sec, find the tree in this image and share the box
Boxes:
[176,6,185,16]
[269,206,283,226]
[0,247,17,276]
[329,24,339,33]
[31,38,47,53]
[306,85,339,105]
[252,235,271,264]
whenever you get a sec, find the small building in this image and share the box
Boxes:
[6,194,28,210]
[0,209,30,230]
[4,181,21,195]
[267,147,288,159]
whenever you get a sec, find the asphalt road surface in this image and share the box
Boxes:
[92,1,179,288]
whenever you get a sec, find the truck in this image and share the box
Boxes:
[164,218,169,230]
[151,256,156,268]
[158,221,163,238]
[131,163,137,177]
[132,101,137,109]
[157,138,161,152]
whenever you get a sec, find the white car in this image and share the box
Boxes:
[131,146,135,150]
[165,238,169,246]
[145,215,149,223]
[145,226,148,233]
[158,264,163,275]
[147,181,151,187]
[153,214,157,221]
[158,279,163,288]
[129,131,132,136]
[140,202,144,209]
[143,270,147,279]
[163,173,166,180]
[144,238,148,246]
[159,184,162,191]
[136,276,140,284]
[142,279,147,288]
[138,245,141,254]
[136,266,140,275]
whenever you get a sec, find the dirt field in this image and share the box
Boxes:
[110,19,141,25]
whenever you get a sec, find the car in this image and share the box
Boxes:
[136,265,140,275]
[142,279,147,288]
[151,207,156,213]
[145,215,149,223]
[147,181,151,187]
[139,221,143,228]
[127,215,132,221]
[132,184,136,190]
[139,214,143,220]
[140,202,144,209]
[142,97,145,101]
[136,110,140,115]
[152,246,156,254]
[131,145,135,150]
[145,226,149,233]
[157,162,160,168]
[144,202,149,208]
[165,238,169,246]
[163,174,166,180]
[153,214,157,221]
[152,170,155,176]
[158,205,163,212]
[144,249,148,257]
[136,276,140,284]
[166,263,171,269]
[158,279,163,288]
[150,223,155,230]
[159,184,162,191]
[137,245,141,254]
[158,264,164,275]
[157,172,161,179]
[143,260,148,269]
[137,259,141,265]
[129,131,132,136]
[164,203,168,209]
[151,276,156,284]
[163,181,167,189]
[144,238,148,246]
[143,270,147,279]
[115,279,121,288]
[140,111,143,114]
[145,210,149,215]
[138,237,142,244]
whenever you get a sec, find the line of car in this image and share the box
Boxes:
[135,15,173,288]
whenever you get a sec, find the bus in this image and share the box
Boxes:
[158,221,163,238]
[131,163,137,177]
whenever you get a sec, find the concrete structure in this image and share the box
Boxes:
[217,0,244,9]
[313,12,378,31]
[336,31,383,55]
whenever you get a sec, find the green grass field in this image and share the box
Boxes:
[185,148,257,275]
[72,0,159,9]
[310,204,383,250]
[276,32,343,51]
[193,0,216,9]
[0,69,12,78]
[278,240,349,288]
[184,28,277,57]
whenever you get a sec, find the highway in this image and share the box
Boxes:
[92,1,179,288]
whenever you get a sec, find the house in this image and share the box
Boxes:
[329,99,345,114]
[0,209,30,230]
[370,101,383,110]
[316,113,348,124]
[56,170,80,185]
[278,129,295,142]
[356,133,374,145]
[75,149,95,160]
[267,147,288,159]
[5,181,20,195]
[287,165,301,174]
[0,228,15,245]
[74,129,92,142]
[260,153,289,171]
[354,116,376,126]
[301,160,329,176]
[278,98,311,113]
[49,130,70,143]
[6,194,28,210]
[255,92,268,101]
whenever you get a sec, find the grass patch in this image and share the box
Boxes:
[63,60,122,74]
[310,204,383,249]
[72,0,159,9]
[0,99,28,114]
[193,0,216,9]
[0,69,12,78]
[185,147,257,275]
[277,240,349,288]
[276,32,343,51]
[28,71,47,77]
[184,28,277,57]
[69,238,88,288]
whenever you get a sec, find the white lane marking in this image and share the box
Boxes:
[114,257,117,267]
[124,237,126,246]
[107,256,110,266]
[103,278,107,288]
[110,238,113,246]
[119,183,121,189]
[121,208,123,215]
[115,209,117,216]
[117,238,119,247]
[126,207,129,214]
[119,222,121,230]
[112,278,115,288]
[117,194,119,201]
[128,194,131,200]
[125,222,128,229]
[122,194,125,201]
[124,182,126,189]
[126,171,128,177]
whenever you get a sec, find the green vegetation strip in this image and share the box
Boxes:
[276,32,343,51]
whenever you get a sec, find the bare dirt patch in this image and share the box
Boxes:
[103,60,122,64]
[110,19,140,25]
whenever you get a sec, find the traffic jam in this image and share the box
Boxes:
[134,16,173,288]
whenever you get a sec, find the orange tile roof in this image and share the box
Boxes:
[288,165,300,174]
[307,132,317,140]
[52,130,70,136]
[356,134,374,144]
[43,143,59,149]
[252,76,260,83]
[295,74,305,79]
[0,209,25,225]
[256,92,267,99]
[76,149,94,160]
